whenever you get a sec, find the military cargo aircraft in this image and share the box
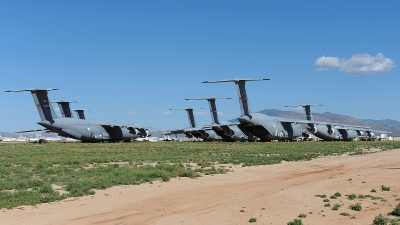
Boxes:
[169,108,222,141]
[185,97,247,141]
[286,104,381,141]
[203,78,303,141]
[6,88,149,142]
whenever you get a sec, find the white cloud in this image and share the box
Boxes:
[128,111,140,115]
[314,53,395,75]
[0,109,6,113]
[163,111,171,115]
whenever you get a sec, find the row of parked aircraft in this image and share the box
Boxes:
[6,79,387,143]
[169,78,387,142]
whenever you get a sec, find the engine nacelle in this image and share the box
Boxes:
[309,127,318,134]
[201,132,210,138]
[327,128,335,135]
[184,132,193,138]
[367,131,375,137]
[138,128,150,137]
[223,129,234,136]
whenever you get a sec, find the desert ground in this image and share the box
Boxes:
[1,149,399,225]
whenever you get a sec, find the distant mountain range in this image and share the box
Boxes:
[232,109,400,136]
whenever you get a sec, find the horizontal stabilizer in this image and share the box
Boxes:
[185,97,232,100]
[202,78,270,83]
[6,88,59,92]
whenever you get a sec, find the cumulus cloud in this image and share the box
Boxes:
[314,53,395,75]
[163,111,171,115]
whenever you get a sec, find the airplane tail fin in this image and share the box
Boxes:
[6,88,59,122]
[52,101,77,118]
[170,108,204,128]
[203,78,269,117]
[185,98,231,124]
[73,109,90,120]
[285,104,322,121]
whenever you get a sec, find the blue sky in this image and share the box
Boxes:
[0,0,398,132]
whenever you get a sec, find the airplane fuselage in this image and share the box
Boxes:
[237,113,303,141]
[306,124,358,141]
[37,117,140,142]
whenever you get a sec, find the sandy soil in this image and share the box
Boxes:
[1,149,400,225]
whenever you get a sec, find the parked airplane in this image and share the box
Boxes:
[286,104,378,141]
[169,108,222,141]
[185,97,247,141]
[6,88,150,142]
[203,78,303,141]
[51,100,77,118]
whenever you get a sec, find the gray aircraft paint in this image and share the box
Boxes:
[203,78,303,141]
[169,108,221,141]
[185,97,247,141]
[6,88,149,142]
[287,104,369,141]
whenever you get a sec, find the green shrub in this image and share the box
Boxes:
[389,204,400,216]
[324,203,331,207]
[371,189,377,193]
[348,194,357,200]
[249,218,257,223]
[391,219,400,225]
[287,219,303,225]
[340,212,350,216]
[334,192,341,197]
[323,199,330,202]
[298,214,307,218]
[382,185,391,191]
[330,195,337,199]
[350,203,362,211]
[332,204,341,210]
[373,214,389,225]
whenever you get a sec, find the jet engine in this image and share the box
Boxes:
[138,128,150,137]
[223,129,234,136]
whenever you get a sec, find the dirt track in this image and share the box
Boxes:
[2,149,400,225]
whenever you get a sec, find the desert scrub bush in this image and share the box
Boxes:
[391,219,400,225]
[323,199,330,202]
[371,189,377,193]
[298,214,307,218]
[340,212,350,216]
[287,219,303,225]
[348,193,357,200]
[248,218,257,223]
[330,195,337,199]
[332,204,341,210]
[334,192,341,197]
[389,204,400,216]
[382,185,391,191]
[373,214,389,225]
[350,203,362,211]
[324,203,331,207]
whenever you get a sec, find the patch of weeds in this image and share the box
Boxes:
[334,192,341,197]
[340,212,350,216]
[287,219,303,225]
[330,195,337,199]
[323,199,330,202]
[261,208,265,210]
[362,181,366,183]
[389,204,400,216]
[373,214,389,225]
[240,210,245,212]
[332,204,341,210]
[249,217,257,223]
[348,178,352,181]
[309,212,313,214]
[391,219,400,225]
[298,214,307,218]
[350,203,362,211]
[358,195,365,199]
[324,203,331,207]
[371,189,377,193]
[382,185,391,191]
[348,194,357,200]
